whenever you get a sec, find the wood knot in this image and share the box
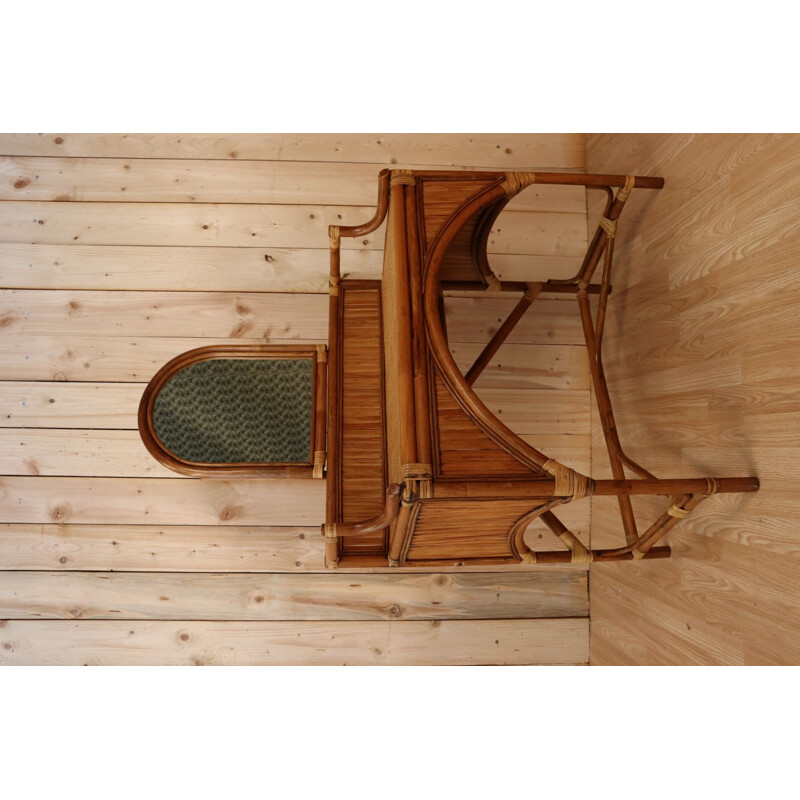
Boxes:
[14,178,31,190]
[218,504,242,522]
[50,504,70,522]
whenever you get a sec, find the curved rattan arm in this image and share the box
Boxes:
[335,168,391,240]
[328,169,391,290]
[321,483,402,539]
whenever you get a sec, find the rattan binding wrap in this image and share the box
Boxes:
[400,462,432,481]
[558,531,593,563]
[390,170,416,187]
[400,462,433,500]
[484,272,502,292]
[542,459,592,501]
[313,450,325,479]
[322,522,338,539]
[525,282,544,300]
[502,171,537,196]
[667,502,690,519]
[599,217,618,238]
[616,174,636,203]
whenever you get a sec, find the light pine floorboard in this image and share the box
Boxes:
[0,570,588,621]
[586,132,800,665]
[0,156,586,212]
[0,133,585,168]
[0,132,591,665]
[0,244,580,292]
[0,618,589,666]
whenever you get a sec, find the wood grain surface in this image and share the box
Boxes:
[586,132,800,665]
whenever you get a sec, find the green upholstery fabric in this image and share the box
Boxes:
[153,358,313,464]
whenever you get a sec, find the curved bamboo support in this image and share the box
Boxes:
[422,179,554,475]
[470,195,512,286]
[508,500,565,561]
[321,483,402,540]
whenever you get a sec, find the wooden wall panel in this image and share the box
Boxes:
[0,156,585,212]
[586,133,800,665]
[0,133,590,665]
[0,133,585,167]
[0,618,589,666]
[0,570,588,620]
[0,244,581,293]
[0,243,383,292]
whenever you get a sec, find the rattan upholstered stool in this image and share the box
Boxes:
[139,344,328,479]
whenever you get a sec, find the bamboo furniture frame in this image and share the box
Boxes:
[322,169,759,568]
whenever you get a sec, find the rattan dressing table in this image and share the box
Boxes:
[321,169,759,568]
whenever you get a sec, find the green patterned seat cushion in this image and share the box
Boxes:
[152,358,314,464]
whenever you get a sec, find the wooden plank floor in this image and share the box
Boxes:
[0,133,590,665]
[586,133,800,665]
